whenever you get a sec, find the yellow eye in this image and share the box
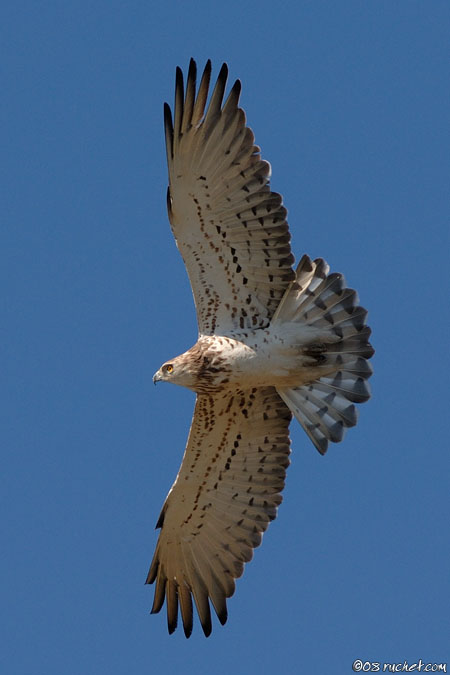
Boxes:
[165,364,174,374]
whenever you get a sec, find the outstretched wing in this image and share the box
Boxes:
[146,387,291,637]
[164,59,295,335]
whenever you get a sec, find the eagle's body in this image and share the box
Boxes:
[148,60,374,638]
[154,324,349,393]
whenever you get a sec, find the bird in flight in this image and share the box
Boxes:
[147,59,374,637]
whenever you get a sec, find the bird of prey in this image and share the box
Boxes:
[147,59,374,637]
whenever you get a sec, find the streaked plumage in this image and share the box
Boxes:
[148,59,374,637]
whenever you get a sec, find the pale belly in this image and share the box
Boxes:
[201,326,337,391]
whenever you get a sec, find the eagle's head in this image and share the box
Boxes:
[153,355,198,389]
[154,338,233,393]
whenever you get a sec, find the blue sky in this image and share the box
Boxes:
[2,1,449,673]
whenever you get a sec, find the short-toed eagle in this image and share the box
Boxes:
[147,59,374,637]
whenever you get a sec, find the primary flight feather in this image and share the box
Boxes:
[147,59,374,637]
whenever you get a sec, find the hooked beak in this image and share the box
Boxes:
[153,370,162,385]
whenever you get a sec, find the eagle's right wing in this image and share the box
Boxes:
[146,386,291,637]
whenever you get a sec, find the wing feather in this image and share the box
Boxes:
[180,59,196,135]
[150,568,165,614]
[164,60,295,334]
[163,103,173,168]
[146,387,291,636]
[191,59,211,127]
[173,67,184,149]
[203,62,228,123]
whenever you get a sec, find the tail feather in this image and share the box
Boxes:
[318,371,371,403]
[278,386,347,454]
[329,355,373,377]
[325,330,373,357]
[274,255,374,454]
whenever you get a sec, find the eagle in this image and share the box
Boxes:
[147,59,374,637]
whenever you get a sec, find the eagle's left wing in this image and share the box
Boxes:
[164,59,295,335]
[146,387,291,637]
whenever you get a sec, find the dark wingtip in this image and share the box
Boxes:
[187,58,197,83]
[168,619,177,635]
[201,617,212,638]
[233,78,242,97]
[155,502,167,529]
[163,101,172,123]
[175,65,183,83]
[145,561,156,586]
[163,101,174,163]
[217,607,228,626]
[203,60,212,86]
[218,61,228,83]
[166,186,173,220]
[183,622,193,639]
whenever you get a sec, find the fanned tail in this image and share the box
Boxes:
[273,255,374,454]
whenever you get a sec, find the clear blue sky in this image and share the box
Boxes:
[2,1,449,673]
